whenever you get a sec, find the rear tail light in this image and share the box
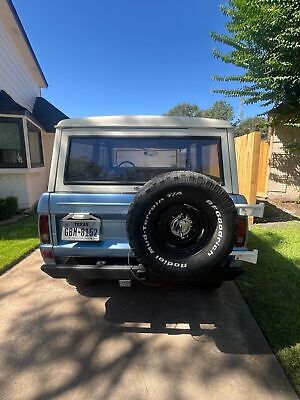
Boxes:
[39,214,50,244]
[235,216,248,247]
[40,247,54,261]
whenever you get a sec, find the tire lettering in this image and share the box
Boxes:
[141,192,188,268]
[206,199,224,256]
[155,255,187,268]
[167,191,182,198]
[143,234,154,254]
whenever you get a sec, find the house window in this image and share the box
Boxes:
[0,117,27,168]
[27,122,44,167]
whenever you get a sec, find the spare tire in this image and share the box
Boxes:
[126,171,238,279]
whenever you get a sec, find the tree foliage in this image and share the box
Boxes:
[165,100,234,121]
[164,103,202,118]
[203,100,234,121]
[233,116,268,136]
[211,0,300,112]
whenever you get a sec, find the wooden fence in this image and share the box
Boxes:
[234,131,270,221]
[257,140,271,197]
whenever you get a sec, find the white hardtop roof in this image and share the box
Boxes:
[57,115,232,129]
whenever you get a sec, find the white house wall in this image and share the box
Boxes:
[0,168,48,209]
[0,117,55,209]
[42,132,55,175]
[0,171,29,208]
[26,168,49,208]
[0,17,40,111]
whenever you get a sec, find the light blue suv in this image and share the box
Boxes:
[38,116,264,288]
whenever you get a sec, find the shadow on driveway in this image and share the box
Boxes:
[0,250,297,400]
[75,280,272,355]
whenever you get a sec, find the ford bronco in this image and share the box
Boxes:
[38,115,264,287]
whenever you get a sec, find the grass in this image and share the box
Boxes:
[0,214,39,274]
[238,221,300,395]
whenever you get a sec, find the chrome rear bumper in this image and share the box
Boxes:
[235,203,265,218]
[231,249,258,264]
[41,261,244,282]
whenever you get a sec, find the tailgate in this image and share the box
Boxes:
[49,193,135,258]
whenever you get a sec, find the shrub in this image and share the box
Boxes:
[0,196,18,221]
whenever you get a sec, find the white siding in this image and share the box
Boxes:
[0,171,29,208]
[42,132,55,174]
[0,17,40,111]
[26,168,49,207]
[0,168,48,209]
[0,118,55,209]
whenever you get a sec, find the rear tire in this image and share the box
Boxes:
[127,171,238,280]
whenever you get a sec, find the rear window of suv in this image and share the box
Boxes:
[64,136,224,184]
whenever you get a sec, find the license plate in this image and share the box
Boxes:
[61,219,101,241]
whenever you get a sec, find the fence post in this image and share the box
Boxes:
[234,131,262,224]
[257,140,271,197]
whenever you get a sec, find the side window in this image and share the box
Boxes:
[200,141,221,179]
[66,138,101,180]
[0,118,27,168]
[27,122,44,167]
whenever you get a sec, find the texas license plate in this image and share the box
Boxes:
[61,219,101,241]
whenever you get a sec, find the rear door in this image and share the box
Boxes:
[50,128,232,259]
[54,128,231,194]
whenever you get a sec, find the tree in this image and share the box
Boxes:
[203,100,234,121]
[233,116,268,137]
[211,0,300,113]
[165,100,234,120]
[164,103,202,118]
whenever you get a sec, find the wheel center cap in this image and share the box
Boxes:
[170,213,193,238]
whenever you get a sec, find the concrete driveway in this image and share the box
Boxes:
[0,251,297,400]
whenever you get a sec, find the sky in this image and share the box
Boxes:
[14,0,267,120]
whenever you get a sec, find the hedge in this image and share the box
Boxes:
[0,196,18,221]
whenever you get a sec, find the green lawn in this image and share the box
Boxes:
[0,214,39,273]
[238,221,300,395]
